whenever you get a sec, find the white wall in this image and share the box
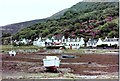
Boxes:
[33,41,45,47]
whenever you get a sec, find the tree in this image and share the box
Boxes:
[42,29,49,37]
[108,31,118,38]
[2,32,11,37]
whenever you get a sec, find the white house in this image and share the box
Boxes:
[95,38,103,46]
[62,37,85,49]
[13,38,29,45]
[33,35,118,48]
[87,37,119,47]
[79,37,85,47]
[33,37,45,47]
[20,38,28,44]
[33,35,85,49]
[86,38,98,47]
[102,37,118,46]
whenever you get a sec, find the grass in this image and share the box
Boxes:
[64,48,118,54]
[0,45,41,52]
[111,18,118,24]
[64,49,84,53]
[1,45,118,54]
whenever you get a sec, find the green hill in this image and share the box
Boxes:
[12,2,119,41]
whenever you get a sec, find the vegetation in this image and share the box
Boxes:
[3,2,119,42]
[0,45,40,52]
[2,32,11,37]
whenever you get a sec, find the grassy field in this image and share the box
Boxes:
[0,45,41,52]
[64,48,119,54]
[0,45,118,54]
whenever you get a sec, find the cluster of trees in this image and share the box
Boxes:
[12,42,32,46]
[96,44,118,49]
[2,32,11,38]
[12,2,118,41]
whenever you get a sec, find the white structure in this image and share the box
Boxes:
[96,38,103,46]
[87,37,119,47]
[20,38,28,44]
[64,37,85,49]
[33,36,85,49]
[9,50,16,56]
[33,35,118,48]
[43,56,60,67]
[13,38,29,45]
[102,37,118,46]
[33,37,45,47]
[80,37,85,47]
[86,38,98,47]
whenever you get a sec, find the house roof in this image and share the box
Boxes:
[54,34,63,40]
[87,39,98,44]
[103,37,119,42]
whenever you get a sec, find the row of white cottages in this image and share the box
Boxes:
[32,36,119,49]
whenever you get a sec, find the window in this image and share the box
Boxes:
[52,39,54,42]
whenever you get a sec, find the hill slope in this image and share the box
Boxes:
[48,9,68,19]
[1,8,68,35]
[1,18,47,35]
[4,2,119,41]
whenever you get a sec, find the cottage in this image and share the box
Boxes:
[33,35,85,49]
[33,37,45,47]
[95,38,103,46]
[102,37,118,46]
[86,38,98,47]
[53,34,62,45]
[45,38,52,46]
[13,38,29,45]
[79,37,85,47]
[20,38,28,44]
[87,37,119,47]
[63,37,85,49]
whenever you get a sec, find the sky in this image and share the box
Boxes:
[0,0,83,26]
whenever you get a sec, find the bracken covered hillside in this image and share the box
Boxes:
[12,2,119,41]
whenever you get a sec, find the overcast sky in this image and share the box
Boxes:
[0,0,83,26]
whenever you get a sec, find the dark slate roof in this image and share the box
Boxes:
[54,34,63,40]
[87,39,98,45]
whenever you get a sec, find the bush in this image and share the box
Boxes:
[97,44,108,48]
[13,42,27,46]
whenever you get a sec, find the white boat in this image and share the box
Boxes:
[43,56,60,72]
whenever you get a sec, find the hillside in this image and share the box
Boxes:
[48,9,69,19]
[3,2,119,42]
[1,8,68,36]
[1,18,47,35]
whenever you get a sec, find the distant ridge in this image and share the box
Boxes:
[1,2,119,41]
[13,2,118,40]
[1,8,68,35]
[1,18,47,35]
[48,9,68,19]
